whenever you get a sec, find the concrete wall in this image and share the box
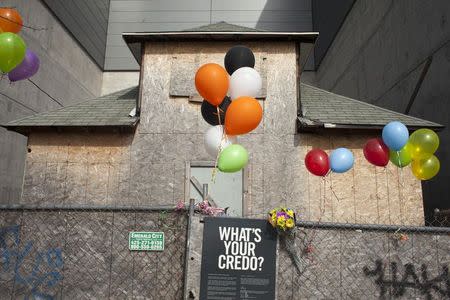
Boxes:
[0,0,103,205]
[106,0,313,70]
[21,40,424,226]
[311,0,355,68]
[310,0,450,220]
[42,0,110,67]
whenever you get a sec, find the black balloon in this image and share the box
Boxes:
[201,96,231,126]
[224,45,255,75]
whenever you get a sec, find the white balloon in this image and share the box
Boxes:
[229,67,262,100]
[204,125,237,158]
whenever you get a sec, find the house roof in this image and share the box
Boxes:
[122,21,318,65]
[184,21,262,32]
[299,83,443,131]
[3,86,139,133]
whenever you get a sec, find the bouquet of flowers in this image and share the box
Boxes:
[268,207,302,275]
[268,207,296,231]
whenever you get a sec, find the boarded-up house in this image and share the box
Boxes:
[1,22,447,299]
[3,22,442,226]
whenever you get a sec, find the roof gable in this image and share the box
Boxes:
[185,22,262,32]
[299,83,443,130]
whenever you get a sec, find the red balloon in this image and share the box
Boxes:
[363,138,389,167]
[305,149,330,176]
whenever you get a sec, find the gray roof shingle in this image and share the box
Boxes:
[185,22,262,32]
[3,86,139,129]
[300,83,443,129]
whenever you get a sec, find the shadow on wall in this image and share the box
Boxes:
[255,0,315,70]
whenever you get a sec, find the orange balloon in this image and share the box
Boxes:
[0,8,23,33]
[225,96,263,135]
[195,63,229,106]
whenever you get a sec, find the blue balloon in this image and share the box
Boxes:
[330,148,354,173]
[382,121,409,151]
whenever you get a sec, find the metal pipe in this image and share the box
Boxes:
[202,184,208,202]
[183,198,195,299]
[0,204,177,212]
[296,220,450,234]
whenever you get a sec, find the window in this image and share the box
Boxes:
[186,162,244,217]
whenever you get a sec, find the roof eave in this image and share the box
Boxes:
[2,121,140,136]
[297,118,445,133]
[123,31,319,65]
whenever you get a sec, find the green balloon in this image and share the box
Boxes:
[0,32,26,73]
[389,143,412,168]
[218,144,248,173]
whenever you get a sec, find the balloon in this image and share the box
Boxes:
[0,32,26,73]
[363,138,390,167]
[201,96,231,126]
[389,143,412,168]
[411,155,440,180]
[8,49,40,82]
[0,8,23,33]
[305,149,330,176]
[195,63,229,106]
[225,96,263,135]
[329,148,354,173]
[382,121,409,151]
[218,144,249,173]
[204,125,237,158]
[229,67,262,99]
[408,129,439,159]
[224,45,255,75]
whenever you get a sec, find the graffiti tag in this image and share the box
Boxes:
[363,259,450,299]
[0,225,63,300]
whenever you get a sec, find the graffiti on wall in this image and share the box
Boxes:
[363,259,450,299]
[0,225,63,300]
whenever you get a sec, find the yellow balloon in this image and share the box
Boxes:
[411,155,440,180]
[408,129,439,159]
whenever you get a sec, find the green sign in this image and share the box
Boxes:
[129,232,164,251]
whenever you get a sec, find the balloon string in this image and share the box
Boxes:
[323,172,341,202]
[211,106,225,184]
[0,14,47,31]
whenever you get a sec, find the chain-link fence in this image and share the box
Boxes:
[0,207,187,299]
[1,206,449,299]
[277,217,450,299]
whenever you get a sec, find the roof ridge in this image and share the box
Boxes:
[300,83,442,127]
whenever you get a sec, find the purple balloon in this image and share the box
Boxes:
[8,49,40,82]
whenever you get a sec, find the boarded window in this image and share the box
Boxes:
[189,165,243,217]
[170,55,267,99]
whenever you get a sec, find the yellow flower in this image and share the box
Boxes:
[286,218,295,228]
[277,217,286,229]
[271,215,277,225]
[270,209,276,216]
[287,210,294,218]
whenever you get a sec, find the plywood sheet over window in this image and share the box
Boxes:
[169,55,267,99]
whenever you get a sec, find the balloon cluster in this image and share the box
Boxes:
[0,8,40,81]
[305,121,441,181]
[305,147,354,177]
[373,121,440,180]
[196,46,262,173]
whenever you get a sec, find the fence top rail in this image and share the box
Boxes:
[1,205,448,233]
[0,204,180,212]
[296,220,450,234]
